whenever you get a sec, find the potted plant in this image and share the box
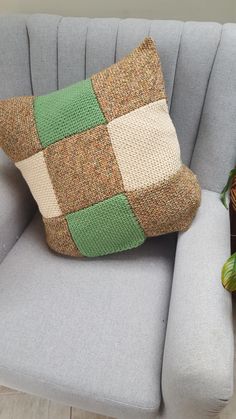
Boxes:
[221,168,236,291]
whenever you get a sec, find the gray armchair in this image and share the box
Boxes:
[0,14,235,419]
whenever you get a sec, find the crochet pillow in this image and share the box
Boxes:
[0,38,201,258]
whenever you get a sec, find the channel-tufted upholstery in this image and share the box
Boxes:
[0,14,235,419]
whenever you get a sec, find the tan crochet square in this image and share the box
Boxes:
[91,38,166,121]
[43,215,82,257]
[126,165,201,237]
[0,96,42,162]
[107,99,181,191]
[44,125,124,214]
[16,151,62,218]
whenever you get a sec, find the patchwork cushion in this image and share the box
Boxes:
[0,38,201,258]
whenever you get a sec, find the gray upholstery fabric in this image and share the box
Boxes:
[0,15,32,98]
[58,17,90,87]
[170,22,222,165]
[27,14,62,95]
[0,152,35,263]
[0,13,235,419]
[0,15,35,262]
[0,215,176,419]
[162,189,234,419]
[191,23,236,192]
[85,18,121,78]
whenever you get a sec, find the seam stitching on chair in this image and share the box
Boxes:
[159,245,177,403]
[147,19,152,37]
[25,17,34,96]
[56,16,64,90]
[114,19,121,63]
[84,20,90,79]
[169,21,185,113]
[0,365,160,412]
[189,23,224,168]
[0,211,37,266]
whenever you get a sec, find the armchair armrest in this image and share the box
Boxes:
[0,150,36,263]
[162,189,234,419]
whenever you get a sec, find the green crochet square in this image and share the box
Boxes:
[66,194,146,257]
[34,79,106,148]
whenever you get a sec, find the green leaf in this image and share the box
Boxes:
[222,252,236,292]
[220,168,236,209]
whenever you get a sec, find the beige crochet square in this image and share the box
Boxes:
[16,152,62,218]
[107,99,182,191]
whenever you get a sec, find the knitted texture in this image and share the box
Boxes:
[107,100,181,191]
[0,37,201,258]
[91,37,166,121]
[43,215,82,257]
[66,194,145,257]
[126,165,201,237]
[0,96,42,161]
[34,79,107,147]
[15,151,62,218]
[44,125,124,214]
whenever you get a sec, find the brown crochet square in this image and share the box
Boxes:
[0,96,42,162]
[44,125,124,214]
[43,215,82,257]
[126,165,201,237]
[91,38,166,122]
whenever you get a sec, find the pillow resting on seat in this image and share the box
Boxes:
[0,38,201,258]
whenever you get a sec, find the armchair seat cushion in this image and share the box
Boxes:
[0,215,176,419]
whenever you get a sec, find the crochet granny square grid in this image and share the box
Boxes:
[0,38,201,257]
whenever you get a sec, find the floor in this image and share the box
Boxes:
[0,297,235,419]
[0,386,112,419]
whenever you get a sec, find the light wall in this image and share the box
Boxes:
[0,0,235,23]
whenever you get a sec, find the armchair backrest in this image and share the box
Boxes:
[0,14,236,192]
